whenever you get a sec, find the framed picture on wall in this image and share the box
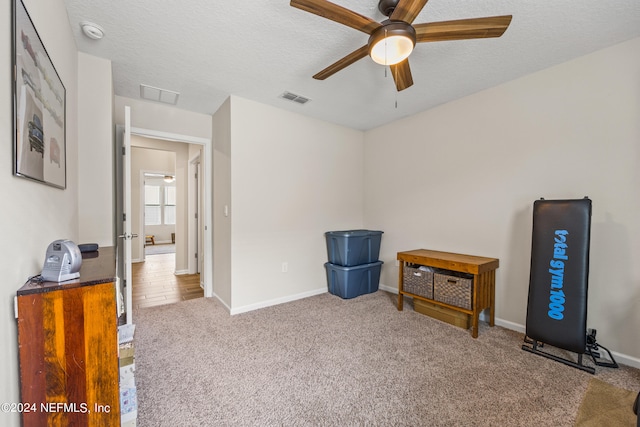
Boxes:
[12,0,66,189]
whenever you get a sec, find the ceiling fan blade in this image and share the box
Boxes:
[390,59,413,91]
[414,15,512,42]
[390,0,430,24]
[313,45,370,80]
[291,0,381,34]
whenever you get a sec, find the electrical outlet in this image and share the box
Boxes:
[281,262,288,273]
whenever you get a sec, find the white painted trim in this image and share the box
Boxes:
[212,292,232,313]
[379,284,396,293]
[128,125,213,300]
[175,269,189,275]
[131,127,210,145]
[494,318,526,333]
[230,288,328,315]
[187,154,200,275]
[611,352,640,369]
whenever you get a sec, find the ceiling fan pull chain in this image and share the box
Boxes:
[394,65,398,109]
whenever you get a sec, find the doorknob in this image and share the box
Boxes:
[118,233,139,240]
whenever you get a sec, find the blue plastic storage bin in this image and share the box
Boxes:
[325,230,383,266]
[324,261,383,299]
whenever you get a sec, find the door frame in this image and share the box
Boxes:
[129,127,213,298]
[188,154,202,277]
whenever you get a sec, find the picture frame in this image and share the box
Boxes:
[12,0,66,189]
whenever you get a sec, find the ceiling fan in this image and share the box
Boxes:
[290,0,512,91]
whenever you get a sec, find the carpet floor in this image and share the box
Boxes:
[133,291,640,426]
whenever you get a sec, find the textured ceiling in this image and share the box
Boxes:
[62,0,640,131]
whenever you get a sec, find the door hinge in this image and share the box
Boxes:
[195,213,198,219]
[195,253,198,259]
[123,213,126,221]
[122,146,126,155]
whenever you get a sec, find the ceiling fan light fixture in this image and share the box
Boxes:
[368,21,416,66]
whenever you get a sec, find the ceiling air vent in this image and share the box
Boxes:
[279,91,310,105]
[140,84,180,105]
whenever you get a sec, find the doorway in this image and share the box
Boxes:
[131,142,202,308]
[131,254,202,309]
[115,123,213,322]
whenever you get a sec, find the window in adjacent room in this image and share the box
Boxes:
[164,186,176,225]
[144,184,161,225]
[144,180,175,225]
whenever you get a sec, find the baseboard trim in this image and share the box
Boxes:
[494,318,525,333]
[211,292,232,312]
[175,269,189,275]
[379,284,396,293]
[229,288,327,316]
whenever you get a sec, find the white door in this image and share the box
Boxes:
[197,161,203,277]
[121,106,135,324]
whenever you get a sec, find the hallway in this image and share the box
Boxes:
[131,253,203,309]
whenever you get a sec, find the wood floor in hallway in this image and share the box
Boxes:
[132,253,203,309]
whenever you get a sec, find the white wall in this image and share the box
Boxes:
[78,52,113,246]
[0,0,78,424]
[229,96,365,312]
[114,96,212,140]
[212,98,232,306]
[364,37,640,362]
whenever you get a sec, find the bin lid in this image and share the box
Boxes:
[325,230,383,237]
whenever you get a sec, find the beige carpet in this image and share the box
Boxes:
[133,291,640,426]
[575,378,638,426]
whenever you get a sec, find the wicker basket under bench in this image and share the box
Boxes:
[397,249,499,338]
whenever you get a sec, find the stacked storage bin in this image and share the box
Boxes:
[324,230,384,299]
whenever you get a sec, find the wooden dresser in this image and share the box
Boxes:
[397,249,499,338]
[16,247,120,426]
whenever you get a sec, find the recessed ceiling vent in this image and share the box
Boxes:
[140,84,180,105]
[279,91,310,105]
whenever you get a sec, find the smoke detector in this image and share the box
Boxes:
[80,21,105,40]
